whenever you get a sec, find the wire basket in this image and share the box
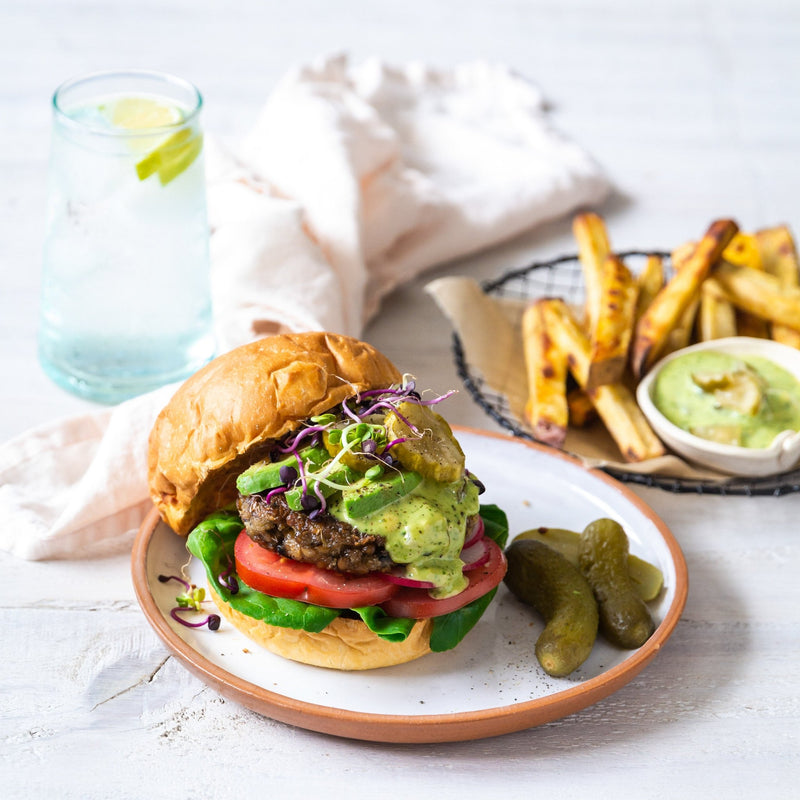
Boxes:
[452,251,800,496]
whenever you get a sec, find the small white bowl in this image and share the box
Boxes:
[636,337,800,477]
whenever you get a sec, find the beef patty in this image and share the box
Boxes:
[237,492,394,575]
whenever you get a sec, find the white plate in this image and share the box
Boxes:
[132,428,687,743]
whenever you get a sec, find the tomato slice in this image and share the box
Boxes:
[379,537,507,619]
[234,532,398,609]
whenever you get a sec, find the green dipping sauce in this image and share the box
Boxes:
[652,350,800,449]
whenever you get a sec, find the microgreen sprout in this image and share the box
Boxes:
[341,399,362,424]
[218,567,239,595]
[279,464,298,484]
[176,584,206,610]
[158,574,221,631]
[158,573,190,592]
[264,486,288,504]
[264,377,458,516]
[170,607,221,630]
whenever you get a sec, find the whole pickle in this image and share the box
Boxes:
[504,539,599,677]
[578,518,656,649]
[513,527,664,602]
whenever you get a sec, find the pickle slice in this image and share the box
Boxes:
[690,424,743,446]
[691,367,762,415]
[385,401,465,483]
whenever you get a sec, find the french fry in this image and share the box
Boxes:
[541,298,665,462]
[699,278,737,341]
[631,219,739,378]
[671,241,696,270]
[662,296,700,354]
[756,226,800,348]
[586,383,667,463]
[587,255,639,389]
[723,232,762,270]
[635,254,664,322]
[664,241,702,351]
[756,225,800,284]
[572,213,612,333]
[724,231,770,336]
[671,241,738,340]
[567,388,597,427]
[735,308,769,339]
[540,298,593,385]
[522,300,568,447]
[711,261,800,330]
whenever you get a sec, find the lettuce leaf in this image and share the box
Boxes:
[478,503,510,548]
[350,606,416,642]
[185,503,508,650]
[186,512,339,632]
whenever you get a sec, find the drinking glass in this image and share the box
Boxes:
[39,70,215,403]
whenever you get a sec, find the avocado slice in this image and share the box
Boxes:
[342,470,423,518]
[285,464,359,511]
[236,446,329,496]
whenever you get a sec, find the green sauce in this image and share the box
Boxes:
[328,477,480,599]
[652,350,800,449]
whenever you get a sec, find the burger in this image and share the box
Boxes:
[148,332,508,670]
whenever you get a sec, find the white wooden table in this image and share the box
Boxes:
[2,1,799,797]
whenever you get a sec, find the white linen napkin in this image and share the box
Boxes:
[0,54,609,560]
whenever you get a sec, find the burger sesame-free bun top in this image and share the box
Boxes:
[147,332,402,536]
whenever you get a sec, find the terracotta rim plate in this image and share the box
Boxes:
[132,427,688,743]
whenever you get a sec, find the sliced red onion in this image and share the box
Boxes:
[379,571,435,589]
[462,516,484,549]
[460,537,490,571]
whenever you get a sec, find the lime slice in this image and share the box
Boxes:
[157,134,203,185]
[135,129,203,185]
[110,96,183,129]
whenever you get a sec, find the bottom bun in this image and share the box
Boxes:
[209,585,433,670]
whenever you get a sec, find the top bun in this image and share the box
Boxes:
[148,332,401,535]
